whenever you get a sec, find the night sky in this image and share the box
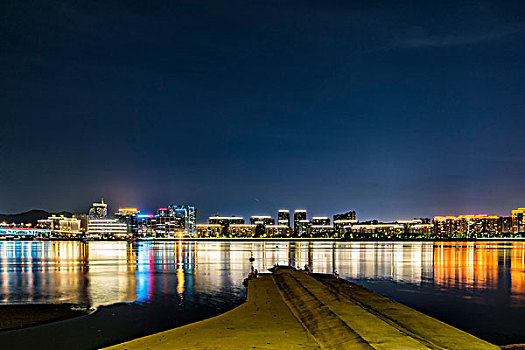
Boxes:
[1,1,524,221]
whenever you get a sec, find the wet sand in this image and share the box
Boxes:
[0,304,89,331]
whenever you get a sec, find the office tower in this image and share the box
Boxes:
[434,215,501,238]
[147,204,196,237]
[115,208,140,236]
[250,216,275,225]
[512,208,525,234]
[333,211,357,221]
[311,217,330,226]
[88,218,127,238]
[499,216,512,235]
[208,216,245,225]
[278,210,290,227]
[168,205,197,236]
[294,210,307,236]
[89,199,107,219]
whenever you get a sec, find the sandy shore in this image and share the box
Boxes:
[0,304,89,331]
[105,267,499,350]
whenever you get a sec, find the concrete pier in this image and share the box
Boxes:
[105,266,499,350]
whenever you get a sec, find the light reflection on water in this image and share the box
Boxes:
[0,240,524,345]
[0,241,524,306]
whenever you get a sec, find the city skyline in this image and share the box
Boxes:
[2,199,524,224]
[3,198,523,239]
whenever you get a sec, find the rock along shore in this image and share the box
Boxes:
[105,266,499,350]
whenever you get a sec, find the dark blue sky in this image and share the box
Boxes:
[1,0,524,221]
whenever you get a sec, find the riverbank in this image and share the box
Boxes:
[106,266,499,350]
[0,304,89,331]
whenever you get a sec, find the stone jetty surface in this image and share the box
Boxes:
[105,266,499,350]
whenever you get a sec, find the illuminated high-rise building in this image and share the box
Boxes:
[308,217,334,237]
[115,208,140,236]
[333,211,356,221]
[278,210,290,227]
[168,205,197,236]
[208,216,245,225]
[250,216,275,225]
[294,210,307,236]
[434,215,500,238]
[500,216,513,235]
[88,219,127,238]
[89,199,107,219]
[512,208,525,234]
[312,217,330,226]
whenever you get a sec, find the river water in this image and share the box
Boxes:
[0,240,523,348]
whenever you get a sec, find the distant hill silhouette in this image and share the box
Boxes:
[0,210,74,225]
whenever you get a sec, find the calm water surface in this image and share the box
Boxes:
[0,240,524,348]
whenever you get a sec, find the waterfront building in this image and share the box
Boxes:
[311,217,330,226]
[307,225,335,237]
[407,223,433,236]
[333,211,357,221]
[500,216,513,235]
[433,215,500,238]
[208,216,245,225]
[88,219,127,238]
[265,225,293,237]
[250,216,275,225]
[333,211,358,237]
[137,214,154,236]
[196,224,222,237]
[433,216,456,238]
[89,199,108,219]
[396,219,433,237]
[59,217,81,232]
[333,219,358,236]
[348,223,405,238]
[512,208,525,235]
[294,210,307,236]
[37,215,65,230]
[397,219,433,238]
[168,205,197,236]
[150,208,185,237]
[207,216,245,236]
[74,214,89,232]
[37,215,81,235]
[227,224,256,237]
[138,205,197,237]
[115,208,140,236]
[278,210,290,227]
[296,219,310,237]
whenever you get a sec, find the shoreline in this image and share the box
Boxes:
[0,303,90,331]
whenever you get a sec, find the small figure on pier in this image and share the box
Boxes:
[304,264,310,274]
[249,256,256,277]
[334,270,339,279]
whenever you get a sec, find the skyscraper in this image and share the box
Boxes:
[168,205,197,236]
[312,217,330,226]
[115,208,140,236]
[333,211,358,235]
[512,208,525,234]
[250,216,275,225]
[294,210,307,236]
[89,199,107,219]
[278,210,290,227]
[333,211,356,221]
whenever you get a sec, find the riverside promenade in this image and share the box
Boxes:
[106,266,499,350]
